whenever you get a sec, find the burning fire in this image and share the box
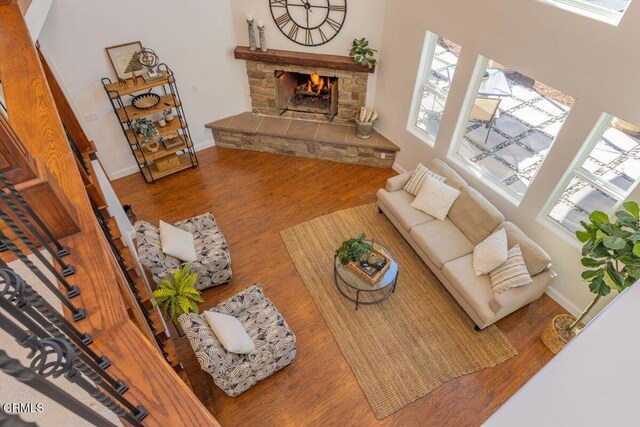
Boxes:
[306,73,330,94]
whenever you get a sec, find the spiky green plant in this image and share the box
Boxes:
[151,266,203,323]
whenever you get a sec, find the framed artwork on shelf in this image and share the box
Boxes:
[105,41,145,81]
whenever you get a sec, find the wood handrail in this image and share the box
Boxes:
[0,2,219,425]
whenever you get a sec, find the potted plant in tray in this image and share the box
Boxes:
[336,233,374,265]
[133,118,160,152]
[151,266,203,335]
[542,201,640,353]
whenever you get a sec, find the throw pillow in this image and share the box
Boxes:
[489,244,533,294]
[159,220,197,263]
[403,163,446,196]
[410,176,461,221]
[472,228,508,276]
[204,311,255,354]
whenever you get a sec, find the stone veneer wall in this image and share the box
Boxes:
[245,61,368,124]
[212,129,395,168]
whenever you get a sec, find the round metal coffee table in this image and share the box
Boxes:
[333,240,398,310]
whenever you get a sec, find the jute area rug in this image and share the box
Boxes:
[281,204,517,419]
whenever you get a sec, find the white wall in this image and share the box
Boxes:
[227,0,387,111]
[374,0,640,318]
[37,0,247,179]
[486,284,640,426]
[24,0,53,40]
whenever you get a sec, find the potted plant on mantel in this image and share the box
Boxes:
[542,201,640,354]
[150,266,203,336]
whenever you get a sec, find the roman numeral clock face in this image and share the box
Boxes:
[269,0,347,47]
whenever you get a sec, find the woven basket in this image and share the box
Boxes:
[541,314,577,354]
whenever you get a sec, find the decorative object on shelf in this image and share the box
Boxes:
[542,201,640,354]
[336,233,373,265]
[257,20,267,52]
[349,38,377,69]
[102,62,198,183]
[131,92,161,109]
[269,0,347,47]
[151,266,203,334]
[133,118,159,144]
[247,14,257,51]
[355,106,378,139]
[105,41,144,81]
[138,47,161,82]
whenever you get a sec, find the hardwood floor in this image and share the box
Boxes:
[113,147,566,427]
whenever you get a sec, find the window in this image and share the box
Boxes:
[408,32,461,145]
[548,0,632,24]
[451,56,575,200]
[548,115,640,233]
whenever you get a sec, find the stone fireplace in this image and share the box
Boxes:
[205,47,399,169]
[236,47,370,124]
[275,71,339,121]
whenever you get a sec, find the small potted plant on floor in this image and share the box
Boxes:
[542,201,640,353]
[151,266,203,335]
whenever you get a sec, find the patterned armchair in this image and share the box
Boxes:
[135,212,232,290]
[179,285,297,397]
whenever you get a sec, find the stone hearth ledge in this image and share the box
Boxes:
[205,113,399,168]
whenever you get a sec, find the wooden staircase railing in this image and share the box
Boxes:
[0,1,219,425]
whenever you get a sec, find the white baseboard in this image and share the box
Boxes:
[545,286,585,319]
[107,139,216,180]
[392,162,406,174]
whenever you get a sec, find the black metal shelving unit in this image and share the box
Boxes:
[102,63,198,183]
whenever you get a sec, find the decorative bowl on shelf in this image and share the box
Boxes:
[131,93,161,110]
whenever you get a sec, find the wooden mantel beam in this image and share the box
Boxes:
[0,2,219,426]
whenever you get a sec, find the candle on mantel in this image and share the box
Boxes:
[246,13,253,21]
[257,20,264,27]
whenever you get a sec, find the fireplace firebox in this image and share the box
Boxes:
[275,71,339,121]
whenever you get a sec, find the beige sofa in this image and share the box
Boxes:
[377,159,556,329]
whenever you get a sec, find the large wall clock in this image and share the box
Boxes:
[269,0,347,47]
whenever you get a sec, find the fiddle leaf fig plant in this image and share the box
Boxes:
[336,233,373,265]
[151,266,203,323]
[349,38,377,69]
[573,201,640,332]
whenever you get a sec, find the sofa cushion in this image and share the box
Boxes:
[159,220,198,262]
[489,244,533,293]
[411,176,461,221]
[499,222,552,276]
[403,163,446,196]
[427,159,467,190]
[410,219,474,269]
[489,269,556,321]
[204,310,255,354]
[442,254,495,323]
[448,186,505,245]
[472,228,508,276]
[377,188,436,230]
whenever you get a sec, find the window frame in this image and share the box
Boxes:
[542,113,640,236]
[544,0,627,25]
[407,31,459,146]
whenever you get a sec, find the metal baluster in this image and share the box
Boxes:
[0,187,74,276]
[0,412,38,427]
[0,348,117,427]
[0,268,129,393]
[0,170,69,257]
[0,231,84,321]
[0,213,80,298]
